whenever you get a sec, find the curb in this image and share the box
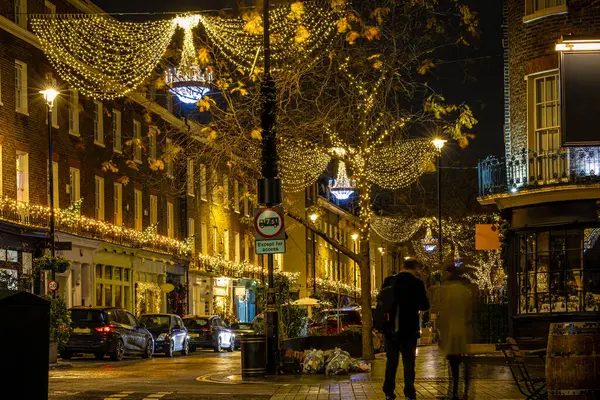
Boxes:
[49,362,72,370]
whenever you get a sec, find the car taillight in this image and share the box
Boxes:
[201,327,213,333]
[95,325,115,333]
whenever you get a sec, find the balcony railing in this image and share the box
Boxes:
[478,147,600,197]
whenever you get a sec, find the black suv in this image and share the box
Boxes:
[61,307,154,361]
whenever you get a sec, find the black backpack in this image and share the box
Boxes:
[373,276,397,334]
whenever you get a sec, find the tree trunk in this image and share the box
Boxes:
[360,256,374,360]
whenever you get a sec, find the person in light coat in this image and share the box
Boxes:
[438,266,474,400]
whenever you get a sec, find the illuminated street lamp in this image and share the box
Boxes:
[432,138,446,269]
[40,87,60,297]
[309,213,318,222]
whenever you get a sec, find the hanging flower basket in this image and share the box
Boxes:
[34,255,70,274]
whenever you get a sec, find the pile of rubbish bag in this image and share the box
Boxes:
[301,348,371,375]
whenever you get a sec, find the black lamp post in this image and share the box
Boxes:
[432,139,446,269]
[40,87,59,298]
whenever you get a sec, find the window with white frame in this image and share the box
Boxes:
[69,167,80,205]
[114,183,123,226]
[524,0,567,21]
[529,71,562,182]
[234,180,240,213]
[211,170,218,204]
[150,194,158,226]
[14,61,27,115]
[201,223,208,255]
[94,176,105,220]
[187,159,194,196]
[47,161,58,207]
[223,229,230,260]
[188,218,195,253]
[134,189,142,231]
[44,0,56,14]
[165,138,173,177]
[243,183,249,216]
[94,101,104,145]
[68,89,79,135]
[213,226,218,255]
[133,120,142,163]
[222,174,229,208]
[200,164,207,200]
[16,151,28,203]
[14,0,27,28]
[234,231,240,263]
[532,73,560,151]
[167,201,174,238]
[149,129,157,159]
[112,109,121,152]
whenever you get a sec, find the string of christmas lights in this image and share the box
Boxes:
[135,281,163,316]
[366,139,437,189]
[198,1,344,72]
[31,14,177,99]
[279,138,331,192]
[371,216,425,244]
[0,197,190,256]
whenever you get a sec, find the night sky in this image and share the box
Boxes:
[92,0,505,165]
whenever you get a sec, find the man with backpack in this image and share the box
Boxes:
[376,259,430,400]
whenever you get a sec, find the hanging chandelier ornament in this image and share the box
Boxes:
[328,147,356,200]
[166,15,213,104]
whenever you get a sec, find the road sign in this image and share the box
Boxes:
[255,239,286,255]
[254,207,285,240]
[55,242,72,251]
[48,280,59,292]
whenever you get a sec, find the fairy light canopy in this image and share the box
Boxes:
[30,1,346,100]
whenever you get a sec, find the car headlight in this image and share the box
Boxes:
[157,333,168,341]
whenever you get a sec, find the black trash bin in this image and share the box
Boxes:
[0,290,50,399]
[240,334,266,377]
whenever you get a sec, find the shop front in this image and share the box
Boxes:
[188,272,212,316]
[233,279,257,323]
[54,233,98,308]
[504,199,600,346]
[92,246,134,312]
[212,276,232,319]
[133,253,169,316]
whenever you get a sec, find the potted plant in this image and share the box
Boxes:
[34,255,70,274]
[45,295,72,363]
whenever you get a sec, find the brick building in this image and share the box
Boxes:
[478,0,600,346]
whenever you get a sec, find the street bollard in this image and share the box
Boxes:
[240,334,267,377]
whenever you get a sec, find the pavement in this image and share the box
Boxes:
[48,346,541,400]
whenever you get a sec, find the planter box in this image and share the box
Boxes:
[283,335,363,358]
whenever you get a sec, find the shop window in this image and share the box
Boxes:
[524,0,567,22]
[95,264,131,309]
[517,227,600,314]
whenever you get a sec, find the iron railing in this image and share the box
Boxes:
[478,147,600,197]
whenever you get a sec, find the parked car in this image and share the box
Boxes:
[229,322,255,349]
[182,315,235,352]
[139,313,189,357]
[62,307,153,361]
[308,307,362,335]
